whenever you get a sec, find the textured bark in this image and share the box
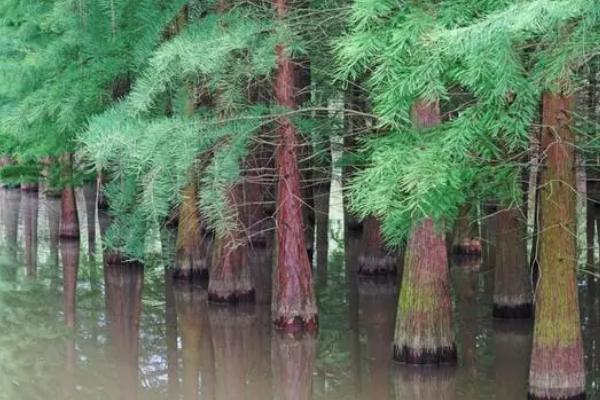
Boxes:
[208,185,255,303]
[451,204,481,255]
[493,207,532,318]
[271,0,317,332]
[175,181,210,280]
[359,278,397,400]
[272,332,316,400]
[175,281,213,400]
[393,101,456,365]
[23,192,39,276]
[481,200,498,271]
[393,218,456,364]
[59,154,80,239]
[528,93,585,400]
[392,366,456,400]
[358,216,396,275]
[104,262,144,400]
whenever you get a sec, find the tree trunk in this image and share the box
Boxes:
[208,185,255,303]
[23,192,39,276]
[314,175,331,282]
[393,101,456,364]
[481,200,498,271]
[271,0,317,332]
[493,207,532,318]
[451,204,481,255]
[528,92,585,400]
[358,216,396,275]
[47,196,61,268]
[83,181,97,258]
[174,180,210,280]
[3,189,19,264]
[59,153,80,239]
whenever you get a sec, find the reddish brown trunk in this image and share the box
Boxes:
[104,262,144,400]
[175,181,210,280]
[23,192,39,276]
[208,185,255,303]
[358,216,396,275]
[393,101,456,364]
[59,154,80,239]
[47,196,61,267]
[528,92,585,400]
[272,332,316,400]
[271,0,317,332]
[493,207,532,318]
[359,278,397,400]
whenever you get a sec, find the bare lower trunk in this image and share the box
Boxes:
[174,182,210,280]
[451,204,481,255]
[271,1,317,332]
[493,207,532,318]
[393,101,455,365]
[528,92,585,400]
[59,153,80,240]
[358,216,396,275]
[314,181,330,281]
[3,189,19,263]
[47,196,61,267]
[83,181,97,258]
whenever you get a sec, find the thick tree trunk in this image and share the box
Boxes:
[528,92,585,400]
[358,216,396,275]
[208,185,255,303]
[493,207,532,318]
[23,192,39,276]
[104,262,144,400]
[174,181,210,280]
[393,101,456,364]
[271,0,317,332]
[59,154,80,239]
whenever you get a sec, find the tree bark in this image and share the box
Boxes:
[271,0,317,332]
[23,192,39,276]
[59,153,80,239]
[393,101,456,364]
[358,216,396,275]
[493,207,532,318]
[83,181,97,258]
[528,92,585,400]
[451,204,481,255]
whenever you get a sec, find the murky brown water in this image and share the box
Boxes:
[1,188,600,400]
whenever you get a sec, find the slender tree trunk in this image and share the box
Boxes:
[393,101,456,364]
[528,92,585,400]
[3,189,20,263]
[23,192,39,276]
[174,180,210,280]
[481,200,498,271]
[271,0,317,332]
[493,207,532,318]
[314,156,331,281]
[104,262,144,400]
[59,153,80,239]
[47,196,61,268]
[358,216,396,275]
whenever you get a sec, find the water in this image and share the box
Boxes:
[1,188,599,400]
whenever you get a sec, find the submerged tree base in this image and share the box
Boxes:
[392,344,457,365]
[493,303,532,319]
[173,267,209,281]
[273,315,318,333]
[527,390,586,400]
